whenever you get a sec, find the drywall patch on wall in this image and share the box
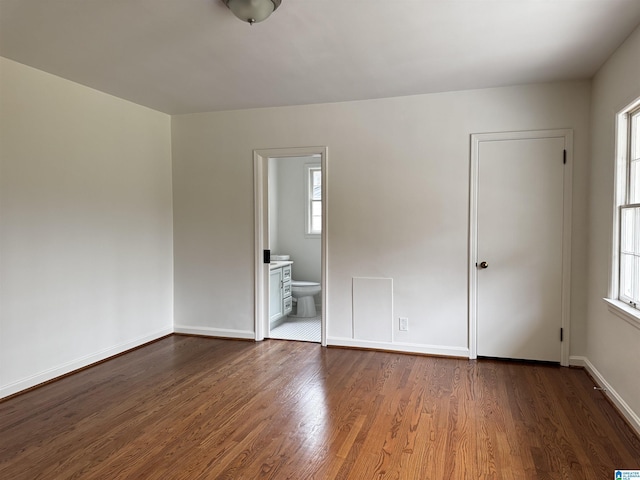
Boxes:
[352,277,393,342]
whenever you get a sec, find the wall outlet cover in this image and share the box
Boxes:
[399,317,409,331]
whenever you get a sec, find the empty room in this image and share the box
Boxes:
[1,0,640,478]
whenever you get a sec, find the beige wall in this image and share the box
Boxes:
[586,25,640,420]
[0,58,174,397]
[172,82,591,355]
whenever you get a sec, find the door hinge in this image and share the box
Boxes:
[560,328,564,342]
[563,149,567,165]
[263,249,271,264]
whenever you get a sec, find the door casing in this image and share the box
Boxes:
[254,146,328,346]
[468,130,573,366]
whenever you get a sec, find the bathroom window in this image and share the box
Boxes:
[305,164,322,236]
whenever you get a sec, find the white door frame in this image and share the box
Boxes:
[254,146,328,346]
[468,130,573,366]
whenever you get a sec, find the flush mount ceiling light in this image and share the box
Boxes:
[223,0,282,25]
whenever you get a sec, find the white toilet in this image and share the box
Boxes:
[291,281,321,317]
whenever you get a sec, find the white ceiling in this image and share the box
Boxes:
[2,0,640,115]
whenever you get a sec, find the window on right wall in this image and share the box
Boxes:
[610,98,640,324]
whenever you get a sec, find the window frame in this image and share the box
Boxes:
[304,163,322,237]
[606,99,640,330]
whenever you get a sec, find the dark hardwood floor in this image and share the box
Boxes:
[0,336,638,479]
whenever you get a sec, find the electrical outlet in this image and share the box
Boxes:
[399,317,409,331]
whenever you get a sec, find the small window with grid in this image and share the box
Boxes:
[305,164,321,236]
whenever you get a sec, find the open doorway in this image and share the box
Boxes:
[254,147,327,346]
[268,156,321,342]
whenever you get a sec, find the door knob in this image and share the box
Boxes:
[479,261,489,269]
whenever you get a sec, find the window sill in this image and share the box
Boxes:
[603,298,640,331]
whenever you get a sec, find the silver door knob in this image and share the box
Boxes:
[479,261,489,269]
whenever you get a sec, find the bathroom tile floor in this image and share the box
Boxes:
[269,315,321,343]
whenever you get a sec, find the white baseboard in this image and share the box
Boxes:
[173,325,255,340]
[0,327,173,400]
[570,355,640,436]
[327,337,469,358]
[568,355,589,369]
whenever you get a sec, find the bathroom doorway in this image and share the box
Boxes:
[253,147,327,346]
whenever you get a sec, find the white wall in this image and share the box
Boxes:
[585,25,640,425]
[271,156,321,284]
[0,58,174,398]
[172,81,591,354]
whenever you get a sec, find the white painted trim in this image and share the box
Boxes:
[321,150,328,348]
[561,131,574,367]
[568,355,587,368]
[608,111,628,300]
[0,327,173,399]
[469,129,573,366]
[327,337,469,358]
[173,325,256,339]
[469,136,479,360]
[570,355,640,436]
[253,146,329,347]
[253,151,268,342]
[603,298,640,331]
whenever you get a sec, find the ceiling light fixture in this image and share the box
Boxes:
[223,0,281,25]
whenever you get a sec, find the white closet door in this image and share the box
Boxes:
[476,136,565,362]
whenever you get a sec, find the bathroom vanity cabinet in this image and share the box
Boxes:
[269,262,292,323]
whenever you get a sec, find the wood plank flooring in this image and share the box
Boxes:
[1,335,638,479]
